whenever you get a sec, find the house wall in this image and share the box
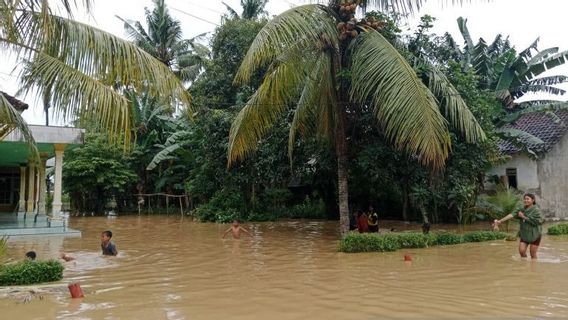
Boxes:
[487,133,568,218]
[537,133,568,218]
[487,154,539,191]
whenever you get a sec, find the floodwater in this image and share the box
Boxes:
[2,216,568,319]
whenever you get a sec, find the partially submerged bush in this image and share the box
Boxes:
[395,232,437,248]
[339,231,508,253]
[435,232,464,246]
[462,231,507,242]
[339,233,400,253]
[548,223,568,235]
[0,260,64,286]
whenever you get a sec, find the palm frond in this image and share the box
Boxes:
[234,4,338,85]
[24,11,190,101]
[349,0,472,14]
[423,65,486,143]
[228,55,308,166]
[289,50,337,161]
[0,93,38,160]
[18,52,133,144]
[350,30,450,169]
[9,12,191,145]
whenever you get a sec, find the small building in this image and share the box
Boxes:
[0,91,83,235]
[487,110,568,218]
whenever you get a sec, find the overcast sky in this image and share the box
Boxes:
[1,0,567,125]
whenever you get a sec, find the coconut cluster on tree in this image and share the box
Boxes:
[336,0,386,40]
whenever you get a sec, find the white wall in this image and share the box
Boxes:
[537,133,568,218]
[487,154,539,191]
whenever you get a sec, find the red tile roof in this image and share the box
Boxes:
[498,110,568,155]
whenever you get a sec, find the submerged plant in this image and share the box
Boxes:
[476,186,522,232]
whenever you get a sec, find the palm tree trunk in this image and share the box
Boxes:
[336,110,350,237]
[43,87,52,126]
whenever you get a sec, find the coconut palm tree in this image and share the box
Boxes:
[117,0,210,84]
[227,1,486,236]
[223,0,269,20]
[0,0,191,146]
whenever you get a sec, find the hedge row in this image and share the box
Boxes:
[0,260,64,286]
[548,223,568,235]
[339,231,508,253]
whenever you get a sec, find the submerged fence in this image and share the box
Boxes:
[133,193,191,215]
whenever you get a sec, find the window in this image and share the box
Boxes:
[506,168,517,189]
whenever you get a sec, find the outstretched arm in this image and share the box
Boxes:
[223,228,231,238]
[493,214,515,229]
[241,227,253,237]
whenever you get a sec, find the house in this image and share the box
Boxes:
[487,110,568,218]
[0,91,83,235]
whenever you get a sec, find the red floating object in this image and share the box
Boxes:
[404,254,412,261]
[68,283,84,298]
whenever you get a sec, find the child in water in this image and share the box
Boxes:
[101,230,118,256]
[223,220,252,239]
[25,251,36,261]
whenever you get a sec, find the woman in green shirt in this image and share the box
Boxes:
[493,193,544,259]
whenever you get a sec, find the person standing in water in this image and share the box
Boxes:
[367,205,379,233]
[493,193,544,259]
[223,220,252,239]
[101,230,118,256]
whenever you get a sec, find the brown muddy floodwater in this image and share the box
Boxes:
[2,216,568,319]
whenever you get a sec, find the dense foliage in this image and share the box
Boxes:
[62,1,557,229]
[339,231,508,253]
[548,223,568,235]
[0,260,64,286]
[63,134,137,214]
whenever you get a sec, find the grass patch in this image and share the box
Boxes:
[339,231,508,253]
[547,223,568,235]
[0,260,64,286]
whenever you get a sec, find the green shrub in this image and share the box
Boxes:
[262,188,292,209]
[435,232,464,245]
[0,260,64,286]
[339,231,508,253]
[339,233,400,253]
[287,197,326,219]
[395,233,437,248]
[548,223,568,235]
[193,189,247,222]
[462,231,507,242]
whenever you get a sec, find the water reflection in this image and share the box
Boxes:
[1,216,568,319]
